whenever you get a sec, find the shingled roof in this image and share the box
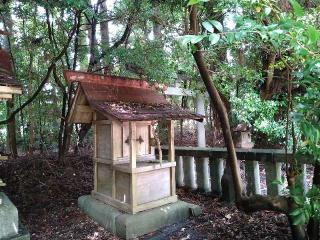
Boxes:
[64,70,203,122]
[0,50,21,87]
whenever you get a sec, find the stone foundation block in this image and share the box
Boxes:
[78,195,202,239]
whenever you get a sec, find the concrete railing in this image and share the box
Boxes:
[159,146,313,200]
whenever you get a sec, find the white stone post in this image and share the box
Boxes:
[209,157,224,194]
[245,161,261,195]
[265,155,282,196]
[195,95,210,192]
[299,164,308,194]
[175,156,184,187]
[183,156,197,190]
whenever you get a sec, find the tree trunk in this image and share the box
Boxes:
[99,0,110,73]
[6,99,17,157]
[27,53,35,154]
[189,5,243,200]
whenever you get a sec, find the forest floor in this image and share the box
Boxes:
[0,153,293,240]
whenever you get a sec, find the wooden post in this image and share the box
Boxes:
[168,120,176,196]
[209,157,224,194]
[129,121,137,169]
[183,156,197,190]
[168,120,175,162]
[245,160,261,195]
[129,121,137,212]
[175,156,184,187]
[265,155,282,196]
[195,95,210,192]
[93,113,98,192]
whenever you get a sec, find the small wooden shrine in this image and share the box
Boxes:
[0,49,22,161]
[0,49,22,100]
[64,70,203,214]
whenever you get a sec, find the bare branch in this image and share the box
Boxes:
[0,12,79,125]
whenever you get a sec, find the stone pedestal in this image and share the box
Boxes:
[0,192,30,240]
[78,195,202,240]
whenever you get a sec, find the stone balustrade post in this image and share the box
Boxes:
[195,94,210,192]
[183,156,197,190]
[265,155,282,196]
[175,156,184,187]
[245,160,261,195]
[209,157,224,195]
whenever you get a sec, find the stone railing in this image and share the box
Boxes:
[159,146,313,201]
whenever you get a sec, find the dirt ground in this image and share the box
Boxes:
[0,153,293,240]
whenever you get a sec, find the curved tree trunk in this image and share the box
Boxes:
[189,5,243,200]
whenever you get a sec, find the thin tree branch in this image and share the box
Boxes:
[0,13,79,125]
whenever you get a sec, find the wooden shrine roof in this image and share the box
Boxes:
[64,70,203,122]
[0,50,21,87]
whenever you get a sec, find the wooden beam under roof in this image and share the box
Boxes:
[0,93,12,99]
[0,85,22,95]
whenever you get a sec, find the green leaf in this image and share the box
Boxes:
[180,35,205,45]
[190,35,206,44]
[187,0,209,6]
[307,26,320,45]
[209,20,223,32]
[292,212,306,225]
[209,33,220,45]
[180,35,194,45]
[202,21,214,33]
[289,0,304,17]
[272,179,283,185]
[187,0,199,6]
[264,7,272,16]
[290,208,304,217]
[293,195,305,205]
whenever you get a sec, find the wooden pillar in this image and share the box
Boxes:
[93,113,98,192]
[129,121,137,212]
[183,156,197,190]
[265,155,282,196]
[245,160,261,195]
[129,122,137,168]
[168,120,176,196]
[175,155,184,187]
[209,157,224,194]
[195,95,210,192]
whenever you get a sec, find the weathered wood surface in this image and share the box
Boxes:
[160,146,314,164]
[137,168,171,204]
[0,155,8,161]
[0,86,22,94]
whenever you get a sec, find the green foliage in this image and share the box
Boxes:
[231,91,286,144]
[290,186,320,225]
[111,40,176,84]
[294,67,320,160]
